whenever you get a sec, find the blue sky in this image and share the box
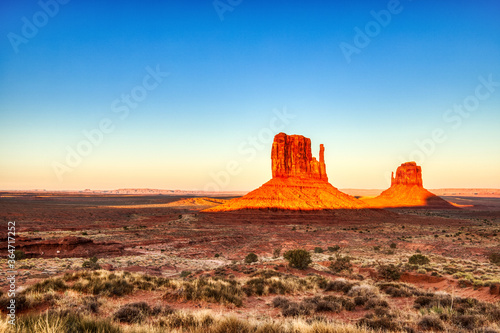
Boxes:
[1,0,499,190]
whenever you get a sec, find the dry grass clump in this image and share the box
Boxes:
[62,270,172,296]
[14,311,120,333]
[272,295,356,318]
[243,270,327,296]
[165,276,244,307]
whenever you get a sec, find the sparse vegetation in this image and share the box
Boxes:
[314,247,324,253]
[330,255,352,274]
[377,264,401,281]
[244,252,258,263]
[328,245,340,252]
[408,254,430,266]
[82,256,101,270]
[284,249,312,270]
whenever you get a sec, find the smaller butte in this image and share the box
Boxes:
[362,162,456,209]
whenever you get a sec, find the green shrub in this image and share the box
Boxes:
[377,264,401,281]
[283,249,312,270]
[489,252,500,265]
[244,252,258,264]
[14,250,26,261]
[180,271,191,278]
[328,245,340,252]
[408,254,430,266]
[313,247,324,253]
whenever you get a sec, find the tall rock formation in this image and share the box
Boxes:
[204,133,366,212]
[391,162,423,187]
[362,162,456,209]
[271,133,327,180]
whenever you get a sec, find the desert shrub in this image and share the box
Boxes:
[329,255,352,274]
[244,252,258,264]
[273,247,282,258]
[390,243,397,249]
[414,292,453,310]
[180,271,191,278]
[348,284,379,298]
[14,250,26,260]
[81,296,100,314]
[377,282,424,297]
[271,296,289,308]
[408,254,430,266]
[358,315,399,331]
[82,256,100,270]
[328,245,340,252]
[452,314,486,330]
[373,246,381,251]
[283,249,312,270]
[113,302,152,323]
[418,315,445,331]
[280,301,314,317]
[489,252,500,265]
[377,264,401,281]
[324,278,356,293]
[314,247,324,253]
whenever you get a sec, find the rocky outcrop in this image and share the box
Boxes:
[204,133,367,212]
[391,162,423,187]
[271,133,327,181]
[362,162,456,209]
[15,236,126,258]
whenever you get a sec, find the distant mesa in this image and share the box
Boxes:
[362,162,456,209]
[204,133,367,212]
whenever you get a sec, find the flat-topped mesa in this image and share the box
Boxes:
[391,162,423,187]
[271,132,328,181]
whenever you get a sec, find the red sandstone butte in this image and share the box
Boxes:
[271,132,327,181]
[362,162,456,209]
[391,162,423,187]
[204,133,367,211]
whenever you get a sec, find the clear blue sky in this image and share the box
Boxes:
[1,0,499,190]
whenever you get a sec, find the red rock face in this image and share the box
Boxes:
[271,132,328,181]
[391,162,423,187]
